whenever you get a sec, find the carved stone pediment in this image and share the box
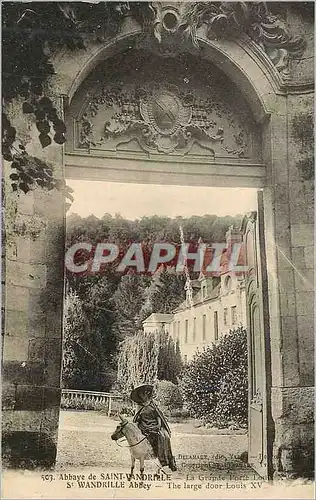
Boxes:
[69,51,261,160]
[98,84,226,155]
[140,2,306,78]
[77,83,248,156]
[58,2,306,79]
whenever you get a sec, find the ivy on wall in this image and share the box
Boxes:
[2,2,149,197]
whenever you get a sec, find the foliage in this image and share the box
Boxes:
[117,330,159,394]
[112,273,149,339]
[64,213,241,391]
[66,213,242,256]
[2,1,135,105]
[116,329,182,395]
[156,380,183,414]
[2,112,71,197]
[1,1,149,113]
[65,276,120,391]
[62,290,103,391]
[157,331,183,385]
[116,405,135,417]
[180,326,248,427]
[2,2,74,196]
[143,268,186,317]
[167,408,191,421]
[2,1,145,197]
[215,366,248,426]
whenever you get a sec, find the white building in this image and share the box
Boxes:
[143,313,173,335]
[142,227,247,362]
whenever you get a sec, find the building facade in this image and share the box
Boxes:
[171,272,246,362]
[143,313,173,335]
[143,227,247,361]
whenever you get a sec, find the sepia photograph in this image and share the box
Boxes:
[1,1,314,499]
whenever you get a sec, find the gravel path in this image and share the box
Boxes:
[56,410,249,477]
[4,412,314,499]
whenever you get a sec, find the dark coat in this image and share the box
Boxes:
[133,401,176,470]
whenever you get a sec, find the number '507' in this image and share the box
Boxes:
[41,474,53,482]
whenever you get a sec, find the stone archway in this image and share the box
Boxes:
[3,2,314,480]
[64,43,273,477]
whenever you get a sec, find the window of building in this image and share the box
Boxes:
[202,314,207,340]
[185,319,189,343]
[231,306,237,325]
[202,283,207,300]
[193,317,196,342]
[224,275,232,292]
[214,311,219,341]
[224,308,228,326]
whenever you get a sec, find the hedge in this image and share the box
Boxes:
[180,326,248,427]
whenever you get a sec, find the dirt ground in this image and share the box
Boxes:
[56,410,249,477]
[3,412,313,499]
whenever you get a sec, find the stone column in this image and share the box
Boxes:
[264,91,314,478]
[2,96,66,468]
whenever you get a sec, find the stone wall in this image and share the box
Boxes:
[265,90,314,478]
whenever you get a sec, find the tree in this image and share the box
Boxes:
[156,380,183,414]
[145,267,186,315]
[116,329,182,394]
[62,290,101,390]
[63,212,245,391]
[157,330,183,384]
[66,273,121,391]
[116,331,159,394]
[112,273,148,339]
[210,215,243,242]
[83,277,118,391]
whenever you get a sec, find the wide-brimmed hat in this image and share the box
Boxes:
[130,384,154,405]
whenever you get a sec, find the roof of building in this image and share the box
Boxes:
[197,227,246,277]
[142,313,174,324]
[173,281,221,313]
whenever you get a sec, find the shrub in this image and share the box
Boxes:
[213,365,248,427]
[156,380,183,414]
[116,406,135,417]
[169,408,191,419]
[179,327,248,427]
[111,396,134,416]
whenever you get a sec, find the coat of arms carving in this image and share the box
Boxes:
[74,51,257,158]
[80,84,231,155]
